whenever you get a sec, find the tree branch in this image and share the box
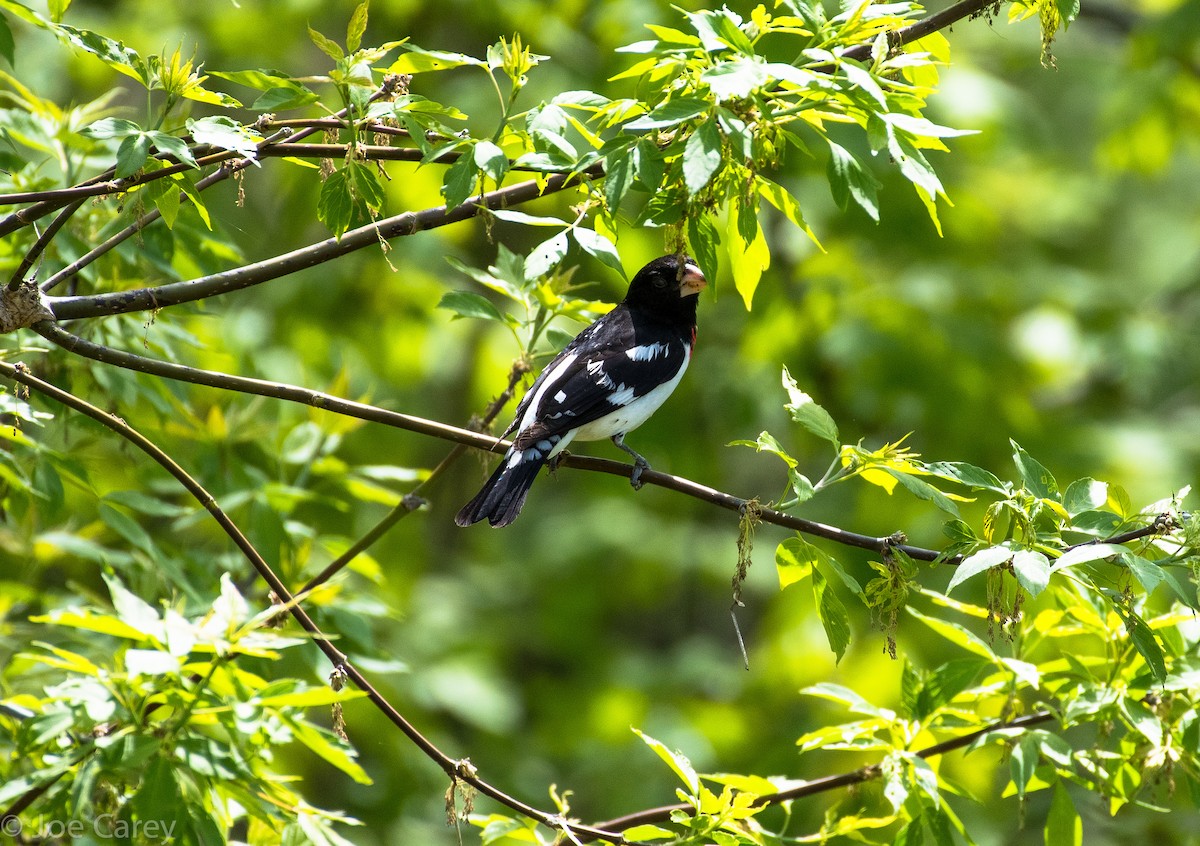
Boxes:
[47,164,603,321]
[37,322,1178,569]
[844,0,1000,62]
[34,321,946,561]
[590,710,1056,836]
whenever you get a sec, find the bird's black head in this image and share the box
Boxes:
[622,254,707,322]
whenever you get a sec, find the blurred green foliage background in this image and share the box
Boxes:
[3,0,1200,843]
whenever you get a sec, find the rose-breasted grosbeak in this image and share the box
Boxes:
[455,253,707,527]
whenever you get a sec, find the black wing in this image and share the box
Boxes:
[508,307,689,444]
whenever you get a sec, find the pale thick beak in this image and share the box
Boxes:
[680,263,707,296]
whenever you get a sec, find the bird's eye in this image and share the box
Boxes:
[652,274,668,289]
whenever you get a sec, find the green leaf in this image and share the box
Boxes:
[1123,553,1166,596]
[572,227,624,276]
[920,658,985,717]
[1063,477,1108,515]
[442,151,477,209]
[782,366,839,447]
[524,231,569,281]
[256,686,368,708]
[908,607,997,660]
[623,98,709,131]
[134,757,183,831]
[775,535,814,589]
[632,729,699,794]
[1010,733,1040,800]
[473,140,508,184]
[308,24,344,61]
[187,115,261,159]
[174,173,212,229]
[925,461,1006,493]
[146,131,197,168]
[1011,549,1050,597]
[624,824,676,842]
[685,213,719,284]
[1011,440,1059,500]
[1069,509,1123,535]
[1045,782,1082,846]
[886,470,961,518]
[1055,0,1080,25]
[115,133,151,177]
[318,169,354,238]
[603,144,635,210]
[103,572,163,638]
[682,119,721,195]
[813,567,850,663]
[437,291,505,323]
[347,159,385,211]
[99,503,157,557]
[50,23,148,84]
[0,15,14,66]
[827,140,880,221]
[1112,603,1167,684]
[757,176,820,248]
[947,545,1011,594]
[1050,543,1125,572]
[253,85,320,111]
[79,116,140,139]
[702,57,769,100]
[801,682,894,718]
[284,716,373,784]
[346,1,369,53]
[389,45,482,74]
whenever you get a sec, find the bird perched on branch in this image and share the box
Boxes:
[455,253,707,528]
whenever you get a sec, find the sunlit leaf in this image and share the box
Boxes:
[946,545,1011,594]
[682,119,721,195]
[814,567,851,663]
[1011,440,1059,500]
[633,729,700,794]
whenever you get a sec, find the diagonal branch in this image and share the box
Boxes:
[48,163,604,321]
[0,359,627,846]
[590,710,1056,837]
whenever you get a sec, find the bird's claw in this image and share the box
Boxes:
[629,458,650,490]
[547,450,570,475]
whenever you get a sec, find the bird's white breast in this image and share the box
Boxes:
[571,349,690,442]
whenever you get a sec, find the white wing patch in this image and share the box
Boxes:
[553,389,567,403]
[625,342,669,362]
[518,352,578,431]
[586,358,617,388]
[606,385,636,407]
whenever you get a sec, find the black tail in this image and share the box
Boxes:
[454,450,546,527]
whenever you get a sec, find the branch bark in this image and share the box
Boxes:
[48,164,603,321]
[590,710,1056,836]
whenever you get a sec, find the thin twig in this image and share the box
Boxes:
[6,198,87,291]
[300,360,528,594]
